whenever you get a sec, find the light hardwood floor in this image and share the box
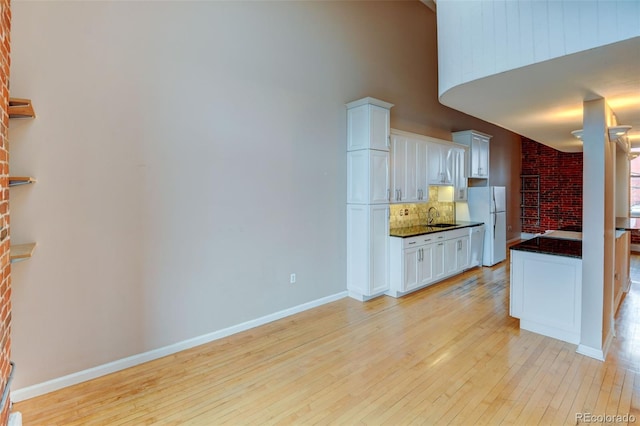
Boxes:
[13,253,640,425]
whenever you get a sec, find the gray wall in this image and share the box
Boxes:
[10,1,522,390]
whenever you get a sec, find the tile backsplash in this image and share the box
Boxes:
[389,187,455,228]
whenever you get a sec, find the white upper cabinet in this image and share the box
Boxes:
[427,142,454,185]
[452,147,467,201]
[452,130,491,179]
[347,150,390,204]
[347,97,394,152]
[390,133,428,203]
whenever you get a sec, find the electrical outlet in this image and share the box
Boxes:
[290,273,296,284]
[404,208,409,215]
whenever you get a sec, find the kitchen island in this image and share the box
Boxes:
[510,233,583,344]
[510,227,631,347]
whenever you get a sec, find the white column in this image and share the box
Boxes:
[578,98,616,360]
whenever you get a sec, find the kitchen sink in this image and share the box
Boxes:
[429,223,458,228]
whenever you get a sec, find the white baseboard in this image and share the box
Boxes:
[11,291,348,402]
[576,344,605,361]
[8,412,21,426]
[602,325,614,359]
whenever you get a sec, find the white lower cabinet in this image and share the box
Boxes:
[389,228,470,297]
[347,204,389,301]
[445,235,470,274]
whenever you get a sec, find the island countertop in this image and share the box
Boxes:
[510,236,582,259]
[615,217,640,231]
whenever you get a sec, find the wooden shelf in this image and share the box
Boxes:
[8,176,36,187]
[10,243,36,263]
[8,98,35,119]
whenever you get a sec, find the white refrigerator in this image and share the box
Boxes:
[464,186,507,266]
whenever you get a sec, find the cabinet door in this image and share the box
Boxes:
[369,105,391,151]
[453,148,467,201]
[403,246,421,291]
[427,143,444,185]
[442,146,454,184]
[457,237,470,271]
[444,239,458,276]
[415,140,428,201]
[347,103,390,151]
[471,134,489,178]
[419,244,435,285]
[370,205,390,295]
[427,143,454,185]
[347,150,390,204]
[391,136,425,203]
[391,136,407,203]
[433,241,446,280]
[403,138,421,202]
[370,150,390,204]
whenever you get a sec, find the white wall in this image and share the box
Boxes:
[437,0,640,98]
[9,0,523,391]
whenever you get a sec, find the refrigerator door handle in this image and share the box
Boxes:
[493,215,496,239]
[492,189,497,213]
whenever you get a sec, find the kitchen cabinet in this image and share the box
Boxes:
[510,247,582,344]
[390,233,440,294]
[468,225,485,268]
[452,130,492,179]
[452,147,467,201]
[427,142,454,185]
[347,149,389,204]
[390,133,428,203]
[346,97,393,301]
[347,204,390,301]
[347,97,393,152]
[389,227,471,298]
[445,235,469,275]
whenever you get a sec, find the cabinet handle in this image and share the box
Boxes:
[399,189,402,201]
[420,248,423,261]
[387,135,390,148]
[408,241,416,245]
[387,189,391,201]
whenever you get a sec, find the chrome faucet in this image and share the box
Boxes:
[428,207,440,225]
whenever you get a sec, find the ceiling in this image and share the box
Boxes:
[439,37,640,153]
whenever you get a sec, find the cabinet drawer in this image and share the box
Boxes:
[403,236,422,249]
[403,234,440,248]
[444,228,468,240]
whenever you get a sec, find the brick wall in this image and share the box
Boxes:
[521,137,583,234]
[0,0,9,424]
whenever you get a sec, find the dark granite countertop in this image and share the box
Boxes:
[510,236,582,259]
[390,221,484,238]
[615,217,640,231]
[562,220,640,232]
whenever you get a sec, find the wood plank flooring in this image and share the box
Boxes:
[13,253,640,425]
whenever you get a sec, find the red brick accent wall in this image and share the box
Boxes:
[521,137,583,234]
[0,0,10,424]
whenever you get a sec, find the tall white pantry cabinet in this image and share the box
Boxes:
[346,97,393,301]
